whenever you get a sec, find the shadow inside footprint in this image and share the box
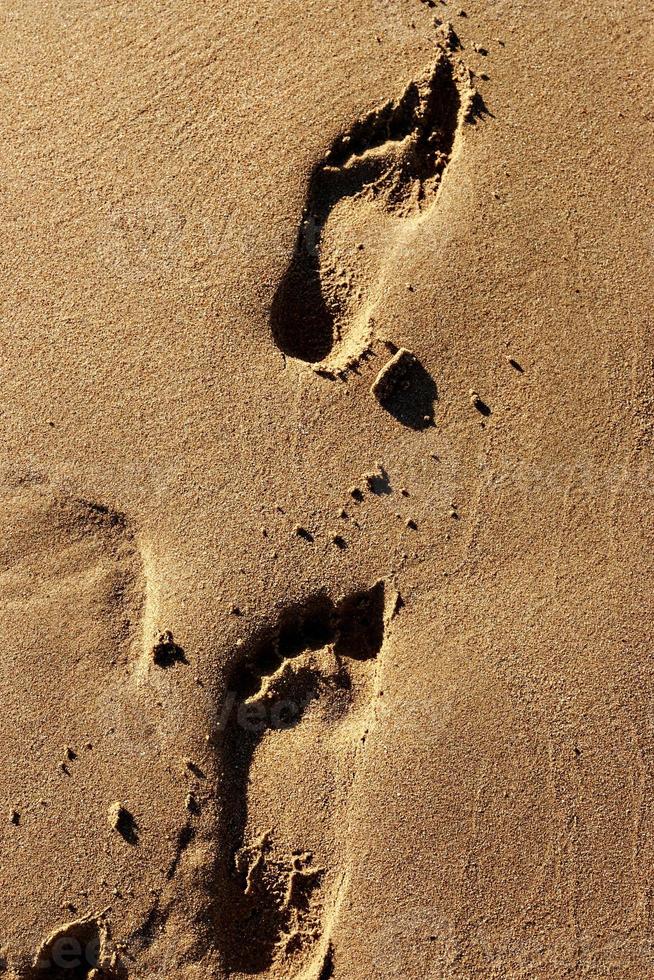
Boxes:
[271,240,334,363]
[215,583,386,974]
[29,920,104,980]
[270,55,462,366]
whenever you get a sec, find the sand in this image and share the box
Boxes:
[0,1,652,977]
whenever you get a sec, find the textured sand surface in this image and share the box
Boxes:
[0,1,652,977]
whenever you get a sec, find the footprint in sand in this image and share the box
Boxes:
[214,581,396,979]
[0,480,144,977]
[25,916,119,980]
[270,48,472,374]
[0,479,185,979]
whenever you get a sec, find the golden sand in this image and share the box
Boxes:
[0,2,651,977]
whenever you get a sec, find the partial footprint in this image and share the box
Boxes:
[271,50,472,372]
[0,478,179,975]
[26,916,121,980]
[215,581,392,978]
[0,479,145,816]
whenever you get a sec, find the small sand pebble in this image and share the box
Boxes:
[371,348,418,404]
[468,389,491,416]
[406,519,418,530]
[435,20,458,49]
[152,630,187,668]
[185,792,200,815]
[9,809,19,826]
[331,534,347,549]
[400,488,410,497]
[108,802,129,834]
[349,487,364,502]
[184,758,205,779]
[363,468,386,492]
